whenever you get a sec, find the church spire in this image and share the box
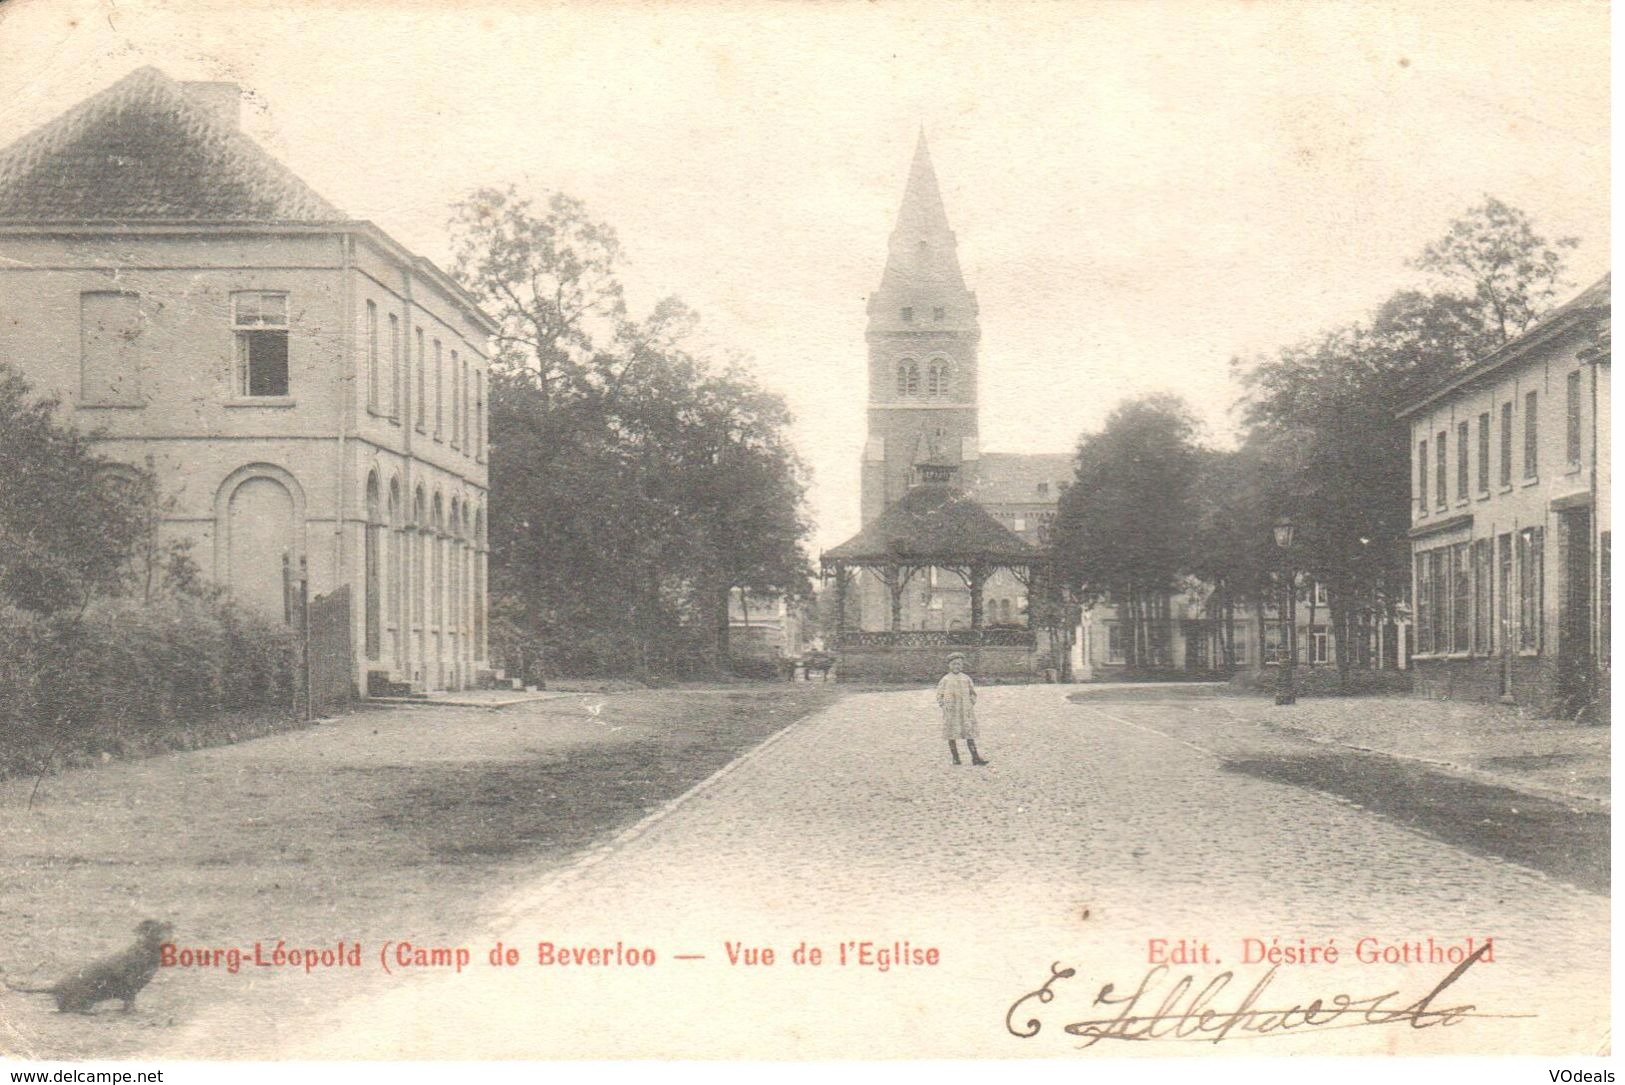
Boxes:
[895,129,953,244]
[860,132,981,527]
[873,129,971,303]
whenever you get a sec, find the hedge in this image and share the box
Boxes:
[0,597,299,778]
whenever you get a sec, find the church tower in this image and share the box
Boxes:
[860,132,980,526]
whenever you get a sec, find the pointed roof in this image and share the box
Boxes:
[0,67,344,223]
[823,484,1037,565]
[895,130,954,242]
[874,130,970,299]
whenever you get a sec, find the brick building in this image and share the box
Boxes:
[0,68,495,693]
[1398,275,1609,717]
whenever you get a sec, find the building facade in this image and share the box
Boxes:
[0,68,495,693]
[727,590,805,660]
[1398,275,1609,718]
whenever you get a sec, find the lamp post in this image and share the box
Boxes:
[1273,515,1297,706]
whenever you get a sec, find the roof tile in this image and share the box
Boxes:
[0,67,343,223]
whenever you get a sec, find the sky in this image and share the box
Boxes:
[0,0,1610,551]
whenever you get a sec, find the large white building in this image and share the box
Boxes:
[0,68,495,694]
[1398,275,1609,717]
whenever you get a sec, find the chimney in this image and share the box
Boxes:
[181,81,242,130]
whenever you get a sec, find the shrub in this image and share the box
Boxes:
[0,597,297,777]
[728,656,786,681]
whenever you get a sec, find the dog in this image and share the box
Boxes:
[3,919,174,1013]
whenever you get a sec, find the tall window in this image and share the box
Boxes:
[434,339,444,439]
[1456,420,1469,501]
[1263,621,1289,664]
[1310,627,1329,665]
[1498,533,1512,652]
[1415,553,1432,653]
[1472,539,1493,653]
[1523,390,1538,478]
[1499,402,1513,486]
[365,300,380,410]
[80,291,144,406]
[1417,441,1428,513]
[1451,542,1471,652]
[1435,431,1447,509]
[1105,623,1124,664]
[1477,412,1490,493]
[927,359,950,397]
[1517,526,1543,651]
[232,292,290,397]
[389,314,402,421]
[1566,369,1583,465]
[475,370,485,460]
[415,329,426,431]
[1432,549,1450,652]
[450,350,462,448]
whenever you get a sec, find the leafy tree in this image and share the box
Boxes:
[450,186,627,408]
[0,362,150,613]
[1235,199,1577,685]
[1414,196,1578,347]
[453,188,812,676]
[1189,442,1272,671]
[1052,394,1200,674]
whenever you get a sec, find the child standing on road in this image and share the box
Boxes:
[936,653,988,767]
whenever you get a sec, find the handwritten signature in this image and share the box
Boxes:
[1005,943,1529,1045]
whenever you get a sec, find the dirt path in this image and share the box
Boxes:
[0,683,840,1060]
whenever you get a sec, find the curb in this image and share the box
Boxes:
[363,691,575,710]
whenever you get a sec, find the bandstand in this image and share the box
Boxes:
[821,477,1045,681]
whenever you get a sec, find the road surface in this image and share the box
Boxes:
[153,684,1609,1059]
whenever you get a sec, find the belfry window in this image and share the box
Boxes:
[233,291,289,397]
[901,307,914,323]
[926,359,950,396]
[897,359,920,396]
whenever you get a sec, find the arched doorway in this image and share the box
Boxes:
[216,465,305,621]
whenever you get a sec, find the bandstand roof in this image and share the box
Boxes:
[823,484,1038,567]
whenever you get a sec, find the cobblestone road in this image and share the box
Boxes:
[160,685,1609,1059]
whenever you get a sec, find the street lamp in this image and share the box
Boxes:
[1273,515,1297,706]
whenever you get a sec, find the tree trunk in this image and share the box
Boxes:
[1331,595,1353,691]
[715,582,733,670]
